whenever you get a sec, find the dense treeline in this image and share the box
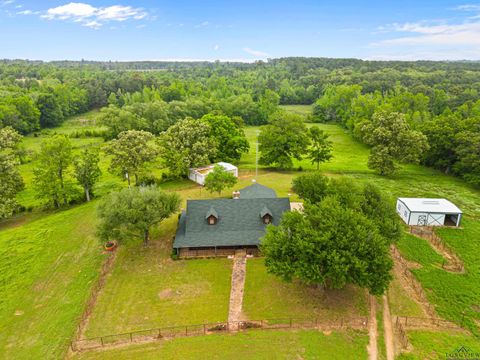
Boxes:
[2,57,480,133]
[1,57,480,200]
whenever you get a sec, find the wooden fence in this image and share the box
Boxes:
[72,316,369,352]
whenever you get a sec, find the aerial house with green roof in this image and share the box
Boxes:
[174,183,291,258]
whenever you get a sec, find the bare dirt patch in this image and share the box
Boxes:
[158,289,174,299]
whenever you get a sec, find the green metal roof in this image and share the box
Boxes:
[239,183,277,199]
[174,194,290,249]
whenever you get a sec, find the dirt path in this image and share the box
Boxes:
[228,254,247,329]
[383,295,395,360]
[367,295,378,360]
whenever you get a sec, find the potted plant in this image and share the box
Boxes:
[104,241,117,251]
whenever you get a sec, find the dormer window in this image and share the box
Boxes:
[205,206,218,225]
[260,206,273,225]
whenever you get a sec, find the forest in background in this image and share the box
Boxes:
[1,57,480,191]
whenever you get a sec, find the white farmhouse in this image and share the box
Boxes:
[396,198,462,227]
[188,162,238,185]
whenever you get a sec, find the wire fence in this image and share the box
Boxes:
[408,226,464,272]
[72,316,369,352]
[391,246,437,317]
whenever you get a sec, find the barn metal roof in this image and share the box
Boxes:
[398,198,462,214]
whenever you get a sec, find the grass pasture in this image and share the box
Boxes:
[397,330,480,359]
[0,202,106,359]
[280,104,313,117]
[74,329,369,360]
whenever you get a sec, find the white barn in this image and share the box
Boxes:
[396,198,462,227]
[188,162,238,185]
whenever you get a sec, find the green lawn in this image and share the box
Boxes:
[0,201,106,359]
[280,104,313,117]
[74,329,369,360]
[84,216,232,337]
[397,330,480,359]
[243,258,368,321]
[387,275,425,318]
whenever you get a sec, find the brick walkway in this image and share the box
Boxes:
[228,254,247,329]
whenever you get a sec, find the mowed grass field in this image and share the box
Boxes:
[243,259,368,321]
[2,104,480,357]
[74,329,369,360]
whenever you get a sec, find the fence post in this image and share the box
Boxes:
[290,318,292,328]
[70,341,75,352]
[405,316,408,326]
[158,329,162,339]
[130,332,133,342]
[100,337,104,347]
[203,324,206,334]
[340,318,343,328]
[315,318,318,328]
[185,326,188,336]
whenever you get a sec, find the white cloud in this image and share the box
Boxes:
[213,44,220,51]
[370,5,480,60]
[195,20,210,28]
[1,0,14,6]
[243,47,269,58]
[41,2,148,29]
[17,9,39,15]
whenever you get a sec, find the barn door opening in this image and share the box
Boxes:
[444,214,458,227]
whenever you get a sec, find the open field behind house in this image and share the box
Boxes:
[74,329,369,360]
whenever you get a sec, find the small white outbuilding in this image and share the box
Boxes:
[396,198,462,227]
[188,162,238,185]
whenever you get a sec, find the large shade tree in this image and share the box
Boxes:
[158,117,217,178]
[105,130,157,186]
[262,175,401,295]
[97,186,181,246]
[33,134,74,208]
[258,112,310,169]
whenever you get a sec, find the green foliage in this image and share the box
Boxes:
[97,186,181,246]
[262,197,393,295]
[158,117,217,178]
[0,127,24,218]
[258,112,310,169]
[292,172,329,204]
[359,111,429,175]
[33,134,77,208]
[201,113,250,162]
[264,176,401,295]
[73,147,102,201]
[204,164,238,195]
[307,126,333,170]
[104,130,157,185]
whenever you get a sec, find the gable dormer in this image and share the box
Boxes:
[260,206,273,224]
[205,206,218,225]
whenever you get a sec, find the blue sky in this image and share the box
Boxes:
[1,0,480,61]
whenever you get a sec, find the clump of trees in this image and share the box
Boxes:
[0,127,24,218]
[262,173,402,295]
[33,135,101,208]
[357,111,429,175]
[97,186,181,246]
